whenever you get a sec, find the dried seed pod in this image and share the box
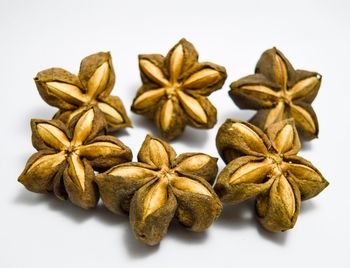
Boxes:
[215,119,328,232]
[229,47,321,140]
[131,38,227,140]
[18,107,132,209]
[35,52,131,132]
[96,135,222,245]
[174,153,218,184]
[256,175,301,232]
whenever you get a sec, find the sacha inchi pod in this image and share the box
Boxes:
[34,52,131,132]
[131,38,227,140]
[215,118,328,232]
[18,107,132,209]
[229,47,321,140]
[96,135,222,245]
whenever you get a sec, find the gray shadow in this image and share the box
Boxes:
[173,126,209,148]
[15,188,158,258]
[124,84,141,101]
[123,224,160,258]
[14,189,93,223]
[122,218,209,258]
[109,128,131,138]
[131,114,160,137]
[218,109,255,124]
[8,103,57,139]
[22,105,56,122]
[216,200,289,246]
[17,152,34,167]
[300,140,313,152]
[94,204,129,226]
[300,200,316,215]
[13,188,126,225]
[215,200,256,230]
[14,188,48,206]
[256,224,289,245]
[166,220,209,244]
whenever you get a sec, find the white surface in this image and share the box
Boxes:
[0,0,349,267]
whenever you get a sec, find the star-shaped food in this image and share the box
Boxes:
[96,135,222,245]
[18,107,132,209]
[215,119,328,232]
[35,52,131,132]
[230,47,321,140]
[131,38,227,140]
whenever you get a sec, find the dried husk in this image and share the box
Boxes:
[215,119,328,232]
[174,153,218,184]
[130,180,177,246]
[96,135,222,245]
[216,118,270,163]
[18,107,132,209]
[95,163,158,214]
[35,52,131,132]
[256,175,301,232]
[229,47,321,140]
[214,156,274,204]
[131,38,227,140]
[171,173,222,231]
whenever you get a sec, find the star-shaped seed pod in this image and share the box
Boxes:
[96,135,222,245]
[229,47,321,140]
[215,119,328,232]
[131,38,227,140]
[35,52,131,132]
[18,107,132,209]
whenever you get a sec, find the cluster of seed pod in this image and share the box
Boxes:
[18,39,328,246]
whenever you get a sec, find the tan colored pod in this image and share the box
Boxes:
[96,135,222,245]
[229,47,321,140]
[215,119,328,232]
[131,38,227,140]
[18,107,132,209]
[35,52,131,132]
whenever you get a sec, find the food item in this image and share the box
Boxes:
[229,47,321,140]
[131,38,227,140]
[96,135,222,245]
[18,107,132,209]
[215,118,328,232]
[35,52,131,132]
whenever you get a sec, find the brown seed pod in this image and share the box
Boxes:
[35,52,131,132]
[229,48,321,140]
[18,107,132,209]
[96,135,222,245]
[215,119,328,232]
[131,38,227,140]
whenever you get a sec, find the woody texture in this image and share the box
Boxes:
[131,38,227,140]
[215,118,328,232]
[35,52,131,132]
[96,135,222,245]
[18,107,132,209]
[230,48,321,140]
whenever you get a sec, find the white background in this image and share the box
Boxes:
[1,0,349,267]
